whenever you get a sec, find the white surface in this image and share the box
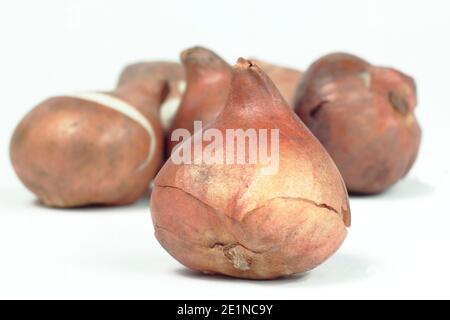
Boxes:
[0,0,449,299]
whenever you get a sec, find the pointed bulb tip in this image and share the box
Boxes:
[235,58,257,70]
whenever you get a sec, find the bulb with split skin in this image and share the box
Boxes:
[294,53,421,194]
[151,58,351,280]
[10,80,167,207]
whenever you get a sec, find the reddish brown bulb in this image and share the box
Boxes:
[151,58,350,279]
[294,53,421,194]
[10,80,167,207]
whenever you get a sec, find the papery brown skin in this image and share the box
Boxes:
[252,59,303,107]
[117,61,186,131]
[167,47,232,156]
[294,53,421,194]
[151,58,350,280]
[118,61,185,102]
[10,81,167,207]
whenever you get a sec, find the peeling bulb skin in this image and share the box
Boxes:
[252,59,303,107]
[117,61,186,131]
[117,61,185,104]
[151,58,350,280]
[167,47,232,156]
[294,53,421,194]
[10,81,166,208]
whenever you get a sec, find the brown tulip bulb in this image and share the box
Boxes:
[151,58,350,280]
[10,80,167,207]
[117,61,186,131]
[294,53,421,194]
[167,46,231,156]
[252,59,303,106]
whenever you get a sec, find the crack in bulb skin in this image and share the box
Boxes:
[151,58,350,280]
[294,52,421,194]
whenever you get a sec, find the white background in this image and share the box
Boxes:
[0,0,449,299]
